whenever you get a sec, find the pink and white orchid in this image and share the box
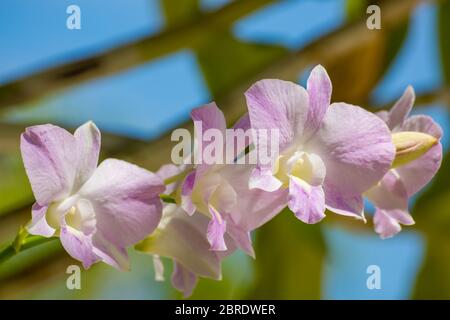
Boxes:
[136,164,238,298]
[21,122,164,270]
[179,104,287,254]
[365,86,442,238]
[244,65,396,224]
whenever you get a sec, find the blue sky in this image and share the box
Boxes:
[0,0,447,299]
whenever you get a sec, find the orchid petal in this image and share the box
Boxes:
[245,79,309,151]
[136,205,223,279]
[249,166,282,192]
[171,261,198,298]
[79,159,164,248]
[60,226,98,269]
[396,115,443,196]
[220,164,287,231]
[288,177,325,224]
[73,121,101,189]
[181,171,197,215]
[20,124,77,204]
[365,171,408,211]
[373,208,414,239]
[92,231,130,271]
[27,203,55,237]
[305,65,332,137]
[207,205,227,251]
[386,86,415,129]
[324,182,365,220]
[311,102,395,217]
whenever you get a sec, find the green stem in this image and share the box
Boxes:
[0,232,57,265]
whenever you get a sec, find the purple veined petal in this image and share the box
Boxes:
[365,170,409,211]
[225,217,255,258]
[136,205,223,280]
[324,182,365,220]
[304,65,332,138]
[249,165,282,192]
[73,121,101,190]
[396,115,443,196]
[373,208,414,239]
[191,102,227,134]
[171,261,198,298]
[219,164,287,231]
[153,255,165,281]
[400,114,443,138]
[92,231,130,271]
[181,171,197,216]
[27,203,55,237]
[20,124,78,205]
[288,177,325,224]
[310,102,395,217]
[207,205,227,251]
[79,158,164,249]
[60,226,98,269]
[245,79,310,152]
[386,86,415,130]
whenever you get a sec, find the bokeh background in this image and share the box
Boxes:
[0,0,449,299]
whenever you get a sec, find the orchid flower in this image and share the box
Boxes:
[179,104,286,255]
[136,164,238,298]
[244,65,395,223]
[365,86,442,238]
[21,122,164,270]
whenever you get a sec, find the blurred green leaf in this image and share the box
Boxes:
[245,208,325,299]
[438,0,450,83]
[196,32,286,98]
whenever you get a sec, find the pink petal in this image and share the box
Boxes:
[245,79,309,152]
[288,177,325,224]
[324,182,365,219]
[249,166,282,192]
[73,121,101,189]
[225,217,255,258]
[92,231,130,270]
[20,124,78,204]
[305,65,332,138]
[138,205,223,279]
[191,102,226,133]
[373,208,414,239]
[60,226,98,269]
[207,205,227,251]
[181,171,197,215]
[396,115,443,196]
[311,103,395,217]
[27,203,55,237]
[79,159,164,248]
[171,261,198,298]
[365,171,408,211]
[220,164,287,231]
[386,86,415,129]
